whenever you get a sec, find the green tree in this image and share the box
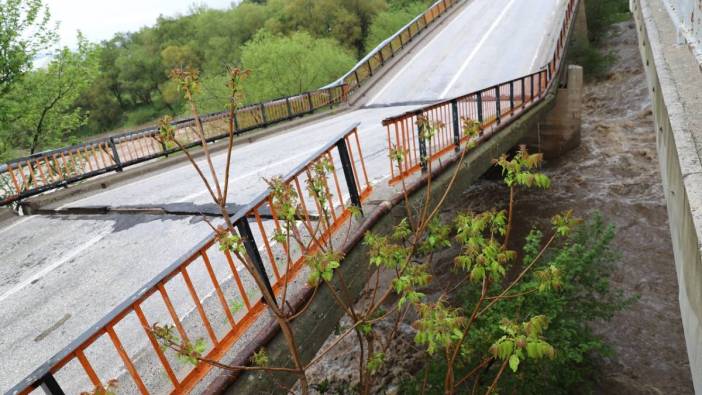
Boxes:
[271,0,386,57]
[0,0,57,95]
[241,31,355,101]
[365,1,428,51]
[2,36,98,156]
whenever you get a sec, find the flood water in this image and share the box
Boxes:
[449,21,694,394]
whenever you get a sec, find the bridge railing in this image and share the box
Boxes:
[0,85,348,207]
[382,0,578,183]
[0,0,459,207]
[382,72,548,183]
[9,123,372,395]
[328,0,461,93]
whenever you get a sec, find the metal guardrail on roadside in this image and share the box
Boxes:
[326,0,461,93]
[9,123,372,395]
[0,85,348,207]
[0,0,460,208]
[382,0,579,183]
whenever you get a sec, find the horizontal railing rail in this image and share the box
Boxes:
[9,123,372,395]
[325,0,461,93]
[0,85,349,207]
[382,0,579,183]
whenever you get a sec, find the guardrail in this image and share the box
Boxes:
[0,85,348,207]
[382,0,578,183]
[328,0,460,94]
[0,0,460,207]
[9,124,371,395]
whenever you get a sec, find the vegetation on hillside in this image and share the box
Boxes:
[569,0,630,79]
[0,0,433,161]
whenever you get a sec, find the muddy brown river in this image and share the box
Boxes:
[452,20,694,394]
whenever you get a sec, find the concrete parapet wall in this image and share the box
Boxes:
[633,0,702,391]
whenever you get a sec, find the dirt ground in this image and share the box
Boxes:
[301,19,695,394]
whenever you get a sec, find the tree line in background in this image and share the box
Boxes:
[0,0,433,161]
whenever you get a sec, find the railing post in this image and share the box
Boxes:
[354,70,360,87]
[530,74,535,102]
[40,373,65,395]
[509,81,515,112]
[328,88,334,109]
[336,137,363,215]
[233,111,240,133]
[307,92,314,113]
[236,218,276,304]
[285,97,293,119]
[539,72,543,97]
[378,50,385,65]
[158,135,169,157]
[108,137,123,172]
[477,91,484,125]
[521,78,526,108]
[260,103,268,126]
[495,86,501,125]
[417,116,428,173]
[367,60,373,77]
[399,32,404,48]
[451,99,461,151]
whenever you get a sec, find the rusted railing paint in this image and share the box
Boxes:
[0,85,349,207]
[9,124,371,395]
[327,0,461,94]
[382,0,578,183]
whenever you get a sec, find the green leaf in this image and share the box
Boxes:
[509,354,520,372]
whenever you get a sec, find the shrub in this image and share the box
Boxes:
[401,214,634,394]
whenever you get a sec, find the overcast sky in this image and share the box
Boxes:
[44,0,236,48]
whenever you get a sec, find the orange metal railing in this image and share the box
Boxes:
[331,0,461,94]
[0,85,349,207]
[382,0,579,183]
[10,124,371,395]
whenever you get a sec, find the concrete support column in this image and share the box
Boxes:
[573,0,590,47]
[524,65,583,159]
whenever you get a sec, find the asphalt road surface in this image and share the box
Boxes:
[0,0,567,391]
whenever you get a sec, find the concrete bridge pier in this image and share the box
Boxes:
[523,64,584,159]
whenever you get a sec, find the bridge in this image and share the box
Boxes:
[632,0,702,392]
[0,0,635,393]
